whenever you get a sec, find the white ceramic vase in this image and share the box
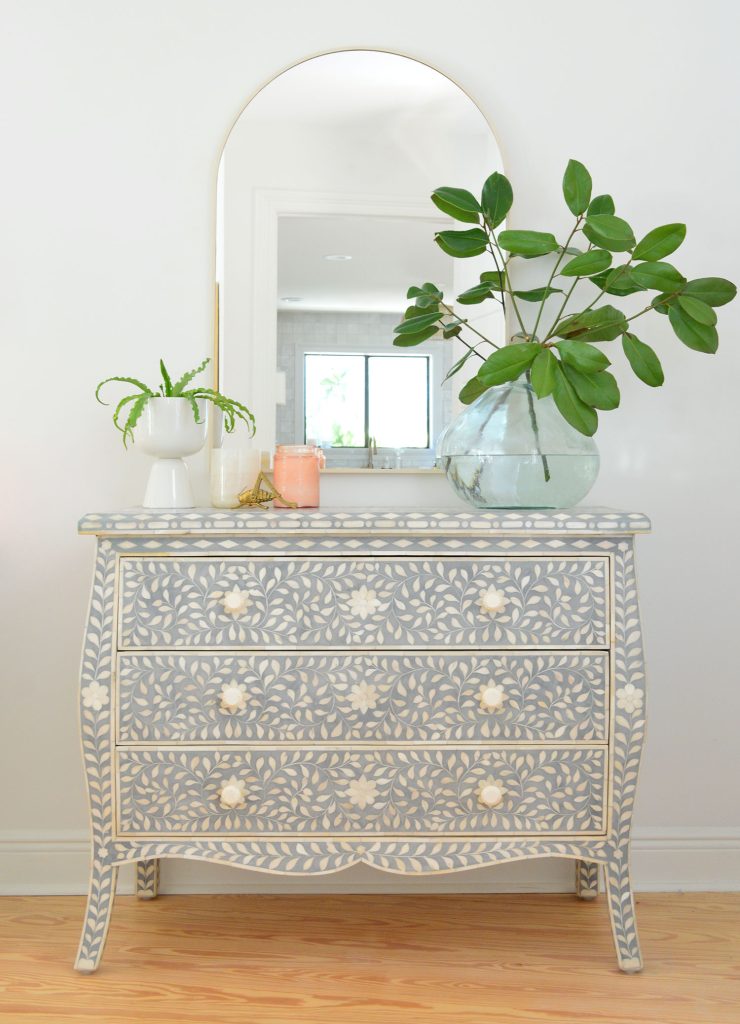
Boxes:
[136,397,209,508]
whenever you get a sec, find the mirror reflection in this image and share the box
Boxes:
[217,50,504,468]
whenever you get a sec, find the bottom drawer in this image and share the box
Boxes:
[116,746,607,837]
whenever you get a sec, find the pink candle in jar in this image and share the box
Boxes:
[272,444,320,508]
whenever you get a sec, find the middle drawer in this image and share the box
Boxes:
[116,651,609,744]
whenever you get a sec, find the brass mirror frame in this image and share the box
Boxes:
[211,48,505,403]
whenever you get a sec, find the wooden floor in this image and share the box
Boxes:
[0,893,738,1023]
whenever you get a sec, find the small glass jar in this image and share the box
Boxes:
[272,444,320,508]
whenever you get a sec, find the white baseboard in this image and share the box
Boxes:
[1,827,738,895]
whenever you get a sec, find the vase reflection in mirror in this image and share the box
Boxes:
[437,381,599,508]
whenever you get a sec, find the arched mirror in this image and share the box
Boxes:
[216,50,504,469]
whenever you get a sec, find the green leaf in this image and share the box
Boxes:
[560,248,612,278]
[552,364,598,436]
[556,339,611,372]
[444,348,476,381]
[481,171,513,229]
[435,228,489,258]
[562,365,620,410]
[630,261,686,292]
[95,375,154,404]
[622,333,664,387]
[111,393,139,433]
[393,325,439,348]
[668,304,718,353]
[651,292,676,315]
[633,223,686,261]
[186,388,255,436]
[407,283,442,308]
[480,271,505,289]
[456,283,494,305]
[588,194,615,216]
[555,304,627,342]
[431,187,481,224]
[442,322,463,339]
[171,357,210,396]
[497,230,559,256]
[562,159,592,216]
[122,392,151,448]
[512,286,563,302]
[459,375,490,405]
[530,349,558,398]
[682,277,737,307]
[414,293,440,309]
[582,214,635,252]
[677,295,717,326]
[159,359,174,396]
[477,342,539,386]
[590,264,645,296]
[394,311,441,334]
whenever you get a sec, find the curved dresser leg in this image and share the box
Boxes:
[136,858,160,900]
[604,853,643,973]
[75,858,118,973]
[575,859,600,900]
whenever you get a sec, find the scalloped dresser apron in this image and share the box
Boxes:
[74,507,650,973]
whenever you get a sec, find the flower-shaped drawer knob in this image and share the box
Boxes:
[476,777,507,809]
[477,586,508,617]
[478,682,507,713]
[219,682,249,714]
[219,587,251,618]
[217,775,248,810]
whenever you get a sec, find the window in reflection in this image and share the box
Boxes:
[304,352,430,450]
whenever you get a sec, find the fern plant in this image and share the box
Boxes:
[95,357,255,446]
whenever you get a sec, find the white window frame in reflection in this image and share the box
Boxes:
[292,336,447,468]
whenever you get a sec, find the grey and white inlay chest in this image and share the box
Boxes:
[75,507,650,972]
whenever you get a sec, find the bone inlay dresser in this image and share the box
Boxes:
[75,507,650,972]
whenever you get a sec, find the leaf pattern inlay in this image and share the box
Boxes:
[119,556,609,648]
[116,746,606,836]
[117,651,609,744]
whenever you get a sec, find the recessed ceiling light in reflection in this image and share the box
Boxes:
[281,296,303,302]
[323,254,352,261]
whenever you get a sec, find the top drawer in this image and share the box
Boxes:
[118,555,609,650]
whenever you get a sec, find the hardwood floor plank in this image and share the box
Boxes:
[0,893,737,1024]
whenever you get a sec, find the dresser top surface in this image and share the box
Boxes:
[79,506,651,536]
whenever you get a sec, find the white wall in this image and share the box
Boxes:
[1,0,739,894]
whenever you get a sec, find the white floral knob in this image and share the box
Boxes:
[217,775,247,810]
[219,587,251,618]
[478,682,506,713]
[477,586,508,617]
[476,777,506,809]
[219,682,249,714]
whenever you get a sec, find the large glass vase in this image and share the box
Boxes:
[437,381,599,509]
